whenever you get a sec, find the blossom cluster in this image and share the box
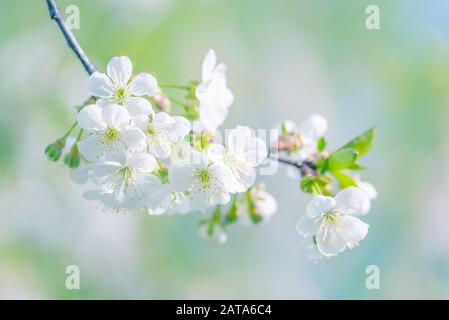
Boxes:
[273,116,377,261]
[46,50,377,260]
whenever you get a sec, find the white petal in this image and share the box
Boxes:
[125,97,153,117]
[188,188,210,212]
[77,104,105,131]
[296,214,318,238]
[210,162,235,193]
[338,215,369,244]
[87,72,114,97]
[119,174,162,209]
[359,198,371,216]
[169,163,193,192]
[212,63,227,79]
[153,111,175,126]
[358,181,378,200]
[254,190,277,217]
[299,114,328,140]
[210,190,230,206]
[96,98,113,107]
[168,116,191,142]
[101,105,130,128]
[148,137,172,159]
[121,127,146,152]
[78,134,105,162]
[227,125,252,151]
[335,187,370,215]
[129,73,158,96]
[199,102,228,132]
[207,143,225,163]
[132,114,151,131]
[107,56,132,86]
[70,165,90,185]
[92,161,122,184]
[172,192,190,214]
[229,166,256,193]
[316,225,346,257]
[307,245,324,262]
[83,189,103,201]
[307,195,336,218]
[245,138,268,166]
[127,153,158,173]
[197,79,232,132]
[202,49,217,82]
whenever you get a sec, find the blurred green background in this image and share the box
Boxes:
[1,0,449,299]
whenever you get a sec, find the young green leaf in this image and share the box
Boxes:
[332,171,358,188]
[342,127,376,157]
[317,137,326,152]
[348,163,366,170]
[327,148,358,171]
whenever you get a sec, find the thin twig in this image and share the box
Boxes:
[45,0,97,75]
[268,153,304,170]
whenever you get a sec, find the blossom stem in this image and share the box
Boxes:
[170,97,189,109]
[76,128,84,142]
[159,83,190,90]
[267,152,318,176]
[45,0,97,75]
[62,121,78,139]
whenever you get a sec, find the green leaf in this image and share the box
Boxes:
[342,127,376,157]
[327,148,358,171]
[348,163,366,170]
[332,171,358,188]
[317,137,326,152]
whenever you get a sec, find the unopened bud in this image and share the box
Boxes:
[198,220,227,245]
[45,138,65,161]
[64,144,81,168]
[152,88,171,112]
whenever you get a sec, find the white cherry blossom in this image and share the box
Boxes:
[87,56,157,117]
[296,187,370,257]
[168,151,234,212]
[77,104,146,161]
[208,126,267,193]
[134,111,190,159]
[88,153,161,209]
[196,50,234,132]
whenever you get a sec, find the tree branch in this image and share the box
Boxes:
[45,0,97,75]
[268,153,303,170]
[268,153,317,176]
